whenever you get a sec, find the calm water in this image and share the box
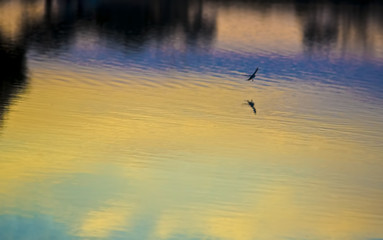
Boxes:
[1,0,383,239]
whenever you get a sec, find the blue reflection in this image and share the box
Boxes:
[0,215,77,240]
[49,43,383,101]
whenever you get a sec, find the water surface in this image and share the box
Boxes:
[1,0,383,239]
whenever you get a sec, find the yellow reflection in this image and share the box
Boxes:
[0,0,45,41]
[216,5,301,53]
[205,186,299,240]
[79,205,131,237]
[0,63,382,239]
[154,185,383,240]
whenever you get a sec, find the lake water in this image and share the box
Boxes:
[1,0,383,239]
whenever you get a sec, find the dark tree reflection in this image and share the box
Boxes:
[0,35,27,128]
[26,0,217,54]
[296,2,340,55]
[210,0,382,56]
[294,0,382,56]
[0,0,217,127]
[0,0,382,127]
[3,0,382,56]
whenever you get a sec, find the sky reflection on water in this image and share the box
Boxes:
[0,0,383,240]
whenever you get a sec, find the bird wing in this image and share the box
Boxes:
[253,67,259,75]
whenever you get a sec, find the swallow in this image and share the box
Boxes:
[245,67,259,81]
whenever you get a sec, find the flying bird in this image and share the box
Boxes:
[246,100,256,114]
[245,67,259,81]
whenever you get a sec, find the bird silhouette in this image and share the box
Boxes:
[246,100,256,114]
[245,67,259,81]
